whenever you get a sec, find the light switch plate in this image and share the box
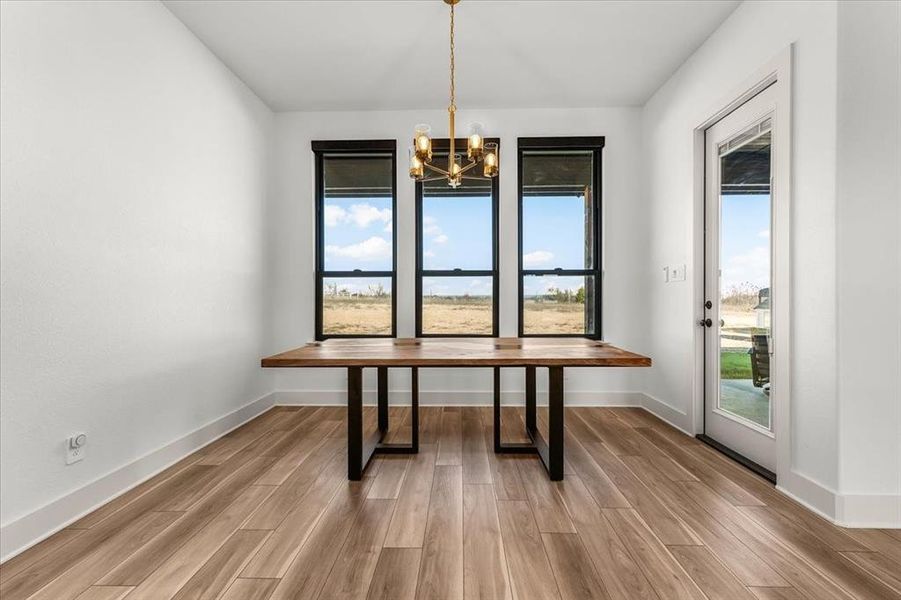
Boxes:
[670,264,686,282]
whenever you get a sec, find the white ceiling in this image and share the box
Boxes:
[163,0,740,112]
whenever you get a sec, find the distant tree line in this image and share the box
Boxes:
[721,282,761,309]
[324,282,389,297]
[536,286,585,304]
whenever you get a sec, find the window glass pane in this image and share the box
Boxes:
[323,155,393,271]
[521,151,594,270]
[322,277,392,336]
[522,275,596,335]
[422,276,493,335]
[717,130,772,429]
[422,154,493,270]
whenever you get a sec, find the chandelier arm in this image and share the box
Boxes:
[423,162,452,177]
[421,174,452,183]
[458,159,481,175]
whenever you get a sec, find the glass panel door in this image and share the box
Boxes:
[703,84,777,474]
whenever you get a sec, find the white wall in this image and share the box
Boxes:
[0,0,274,558]
[268,107,651,407]
[642,0,840,488]
[835,1,901,524]
[641,0,901,525]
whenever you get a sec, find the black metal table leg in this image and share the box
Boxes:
[493,366,565,480]
[547,366,565,481]
[377,366,389,439]
[411,367,419,452]
[525,366,537,436]
[347,366,420,480]
[493,367,503,452]
[347,366,364,480]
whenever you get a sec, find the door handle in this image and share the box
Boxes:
[698,318,713,327]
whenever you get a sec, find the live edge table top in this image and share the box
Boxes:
[261,337,651,369]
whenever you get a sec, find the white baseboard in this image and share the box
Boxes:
[778,470,900,528]
[836,493,901,528]
[639,393,693,435]
[272,389,648,407]
[0,392,276,562]
[777,471,840,522]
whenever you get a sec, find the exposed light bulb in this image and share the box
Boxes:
[467,122,484,159]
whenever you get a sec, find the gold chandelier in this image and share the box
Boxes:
[409,0,498,187]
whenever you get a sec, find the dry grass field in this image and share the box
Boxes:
[522,299,585,334]
[421,296,493,334]
[322,296,392,335]
[323,296,587,335]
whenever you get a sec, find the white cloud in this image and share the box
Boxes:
[523,250,554,267]
[383,222,393,233]
[424,250,436,258]
[348,204,391,228]
[324,205,347,227]
[758,229,770,238]
[324,203,391,228]
[325,236,392,261]
[421,215,449,244]
[421,214,450,244]
[723,245,770,289]
[423,216,441,236]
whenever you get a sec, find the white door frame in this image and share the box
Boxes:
[691,46,792,483]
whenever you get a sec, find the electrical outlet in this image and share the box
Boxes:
[66,433,86,465]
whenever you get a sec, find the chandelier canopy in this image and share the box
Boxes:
[409,0,498,188]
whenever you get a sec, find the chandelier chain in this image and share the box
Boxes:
[449,2,455,111]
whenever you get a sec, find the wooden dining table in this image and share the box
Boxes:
[261,337,651,481]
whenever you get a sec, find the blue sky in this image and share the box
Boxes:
[322,191,772,297]
[422,196,493,270]
[324,193,594,296]
[522,195,591,270]
[720,193,770,291]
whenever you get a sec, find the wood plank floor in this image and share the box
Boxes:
[2,406,899,600]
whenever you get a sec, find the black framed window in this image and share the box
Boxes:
[415,139,499,336]
[518,137,604,338]
[314,140,397,340]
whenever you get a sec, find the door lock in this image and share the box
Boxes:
[699,318,713,327]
